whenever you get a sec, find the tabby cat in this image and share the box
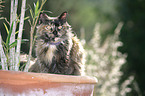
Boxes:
[28,12,85,75]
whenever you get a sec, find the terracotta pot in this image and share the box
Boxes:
[0,70,97,96]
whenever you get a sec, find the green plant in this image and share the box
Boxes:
[0,0,47,71]
[2,22,14,69]
[0,0,27,70]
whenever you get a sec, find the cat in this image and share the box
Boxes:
[28,12,85,75]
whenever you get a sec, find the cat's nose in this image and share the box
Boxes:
[53,31,57,35]
[53,31,59,37]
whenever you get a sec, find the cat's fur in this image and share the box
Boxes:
[28,12,85,75]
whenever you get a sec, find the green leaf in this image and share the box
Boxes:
[9,39,29,49]
[17,16,29,23]
[28,19,32,26]
[29,6,34,19]
[35,0,39,16]
[9,41,17,49]
[0,17,5,20]
[24,16,30,21]
[6,21,14,49]
[15,29,25,35]
[21,39,29,42]
[2,41,6,46]
[15,30,19,34]
[3,23,9,34]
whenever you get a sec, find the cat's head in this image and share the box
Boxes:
[37,12,71,45]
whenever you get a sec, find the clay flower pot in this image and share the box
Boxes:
[0,70,97,96]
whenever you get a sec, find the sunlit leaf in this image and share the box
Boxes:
[28,19,32,26]
[24,16,29,20]
[29,7,34,19]
[9,41,17,49]
[21,39,29,42]
[35,0,39,16]
[2,41,6,46]
[15,30,19,34]
[17,16,29,23]
[3,23,9,34]
[33,3,36,8]
[9,39,29,49]
[6,21,14,49]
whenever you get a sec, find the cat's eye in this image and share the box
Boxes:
[45,26,51,30]
[58,26,62,30]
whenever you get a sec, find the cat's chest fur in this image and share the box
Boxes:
[44,45,56,64]
[36,42,58,65]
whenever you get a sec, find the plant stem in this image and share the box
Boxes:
[15,0,27,71]
[24,0,47,72]
[0,32,8,70]
[10,0,14,26]
[9,0,18,70]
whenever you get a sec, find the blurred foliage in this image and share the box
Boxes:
[85,22,126,96]
[118,0,145,95]
[0,0,145,95]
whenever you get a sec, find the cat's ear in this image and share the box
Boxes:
[39,13,49,24]
[58,11,68,23]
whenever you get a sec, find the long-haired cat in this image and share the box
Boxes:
[28,12,85,75]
